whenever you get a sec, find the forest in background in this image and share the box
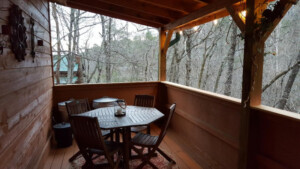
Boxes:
[50,3,299,113]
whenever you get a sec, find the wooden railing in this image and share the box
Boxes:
[53,81,300,169]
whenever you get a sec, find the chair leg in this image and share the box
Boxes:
[146,126,151,153]
[136,160,148,169]
[69,150,82,162]
[157,148,176,164]
[147,125,151,134]
[135,148,159,169]
[115,129,120,143]
[110,129,114,141]
[148,161,159,169]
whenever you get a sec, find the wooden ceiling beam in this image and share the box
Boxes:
[176,9,228,31]
[95,0,184,20]
[175,2,246,31]
[61,1,162,28]
[193,0,214,3]
[140,0,207,14]
[164,0,241,30]
[67,0,169,25]
[71,0,170,24]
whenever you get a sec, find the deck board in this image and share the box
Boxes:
[43,148,56,169]
[43,125,203,169]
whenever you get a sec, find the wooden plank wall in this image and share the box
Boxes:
[158,82,300,169]
[249,108,300,169]
[53,81,300,169]
[158,82,241,169]
[53,82,158,120]
[0,0,53,169]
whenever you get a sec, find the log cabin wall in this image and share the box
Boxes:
[0,0,53,169]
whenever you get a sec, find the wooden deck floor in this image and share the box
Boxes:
[43,125,203,169]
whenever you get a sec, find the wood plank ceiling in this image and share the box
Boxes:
[50,0,247,30]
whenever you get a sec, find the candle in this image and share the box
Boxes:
[116,108,122,115]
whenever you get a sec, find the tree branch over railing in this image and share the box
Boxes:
[262,60,300,92]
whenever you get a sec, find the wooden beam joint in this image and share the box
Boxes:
[159,29,174,81]
[163,30,174,56]
[257,0,298,41]
[164,0,240,30]
[226,5,245,34]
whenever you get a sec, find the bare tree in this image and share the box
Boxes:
[224,23,238,96]
[51,3,61,84]
[276,50,300,109]
[100,16,113,83]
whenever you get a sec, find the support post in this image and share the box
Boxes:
[239,0,297,167]
[159,28,166,81]
[159,29,173,81]
[239,0,266,168]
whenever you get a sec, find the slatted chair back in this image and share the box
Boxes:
[69,115,107,152]
[66,99,91,116]
[134,95,155,107]
[157,104,176,146]
[67,99,113,163]
[69,115,114,166]
[131,104,177,168]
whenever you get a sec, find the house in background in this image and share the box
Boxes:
[53,56,78,84]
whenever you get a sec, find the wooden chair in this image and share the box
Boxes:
[69,115,123,169]
[131,104,176,169]
[66,98,111,136]
[65,98,91,116]
[131,95,155,134]
[66,99,112,161]
[134,95,155,107]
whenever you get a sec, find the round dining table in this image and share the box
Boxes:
[81,105,164,169]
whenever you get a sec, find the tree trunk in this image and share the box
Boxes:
[184,30,192,86]
[198,41,208,88]
[276,50,300,109]
[96,58,103,83]
[262,60,300,92]
[67,9,75,83]
[214,57,227,93]
[224,24,238,96]
[51,3,61,84]
[202,53,214,90]
[100,16,112,83]
[105,18,112,82]
[74,10,83,83]
[170,45,179,82]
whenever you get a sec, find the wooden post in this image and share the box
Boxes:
[159,28,166,81]
[239,0,266,168]
[239,0,297,167]
[159,29,174,81]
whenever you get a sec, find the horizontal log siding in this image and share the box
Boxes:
[0,0,53,169]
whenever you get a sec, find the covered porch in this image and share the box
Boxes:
[0,0,299,169]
